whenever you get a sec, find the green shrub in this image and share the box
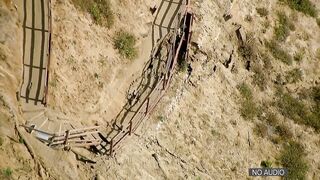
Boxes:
[240,100,259,120]
[114,31,137,59]
[276,91,307,123]
[89,3,100,22]
[237,83,259,120]
[178,58,188,72]
[260,160,272,168]
[0,137,3,146]
[274,12,295,41]
[294,52,303,62]
[1,167,13,178]
[265,40,292,65]
[72,0,114,28]
[238,83,253,100]
[280,141,308,180]
[19,137,25,144]
[276,90,320,131]
[256,7,269,17]
[285,68,303,84]
[281,0,317,17]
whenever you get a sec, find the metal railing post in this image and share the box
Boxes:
[129,121,132,135]
[145,98,150,115]
[110,139,113,156]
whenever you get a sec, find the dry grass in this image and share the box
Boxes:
[265,40,292,65]
[280,141,308,180]
[285,68,303,84]
[237,83,259,120]
[71,0,114,28]
[256,7,269,17]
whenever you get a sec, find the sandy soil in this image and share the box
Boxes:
[0,0,319,179]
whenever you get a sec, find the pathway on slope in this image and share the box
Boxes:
[96,0,187,155]
[16,0,50,105]
[16,0,188,152]
[15,0,79,140]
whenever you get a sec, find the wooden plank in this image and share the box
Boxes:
[51,139,101,146]
[52,130,99,142]
[20,124,55,136]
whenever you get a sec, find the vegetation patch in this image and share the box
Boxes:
[1,167,13,178]
[72,0,114,28]
[317,18,320,27]
[256,7,269,17]
[0,136,3,146]
[252,65,267,91]
[280,141,308,180]
[276,89,320,132]
[285,68,303,84]
[260,160,272,168]
[237,83,259,120]
[114,31,137,60]
[274,12,295,41]
[265,40,292,65]
[281,0,317,17]
[275,124,293,140]
[254,122,268,138]
[294,51,303,62]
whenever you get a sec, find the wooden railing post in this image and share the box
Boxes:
[129,121,133,135]
[64,130,70,146]
[145,97,150,115]
[110,139,114,156]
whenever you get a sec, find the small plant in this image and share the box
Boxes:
[280,141,308,180]
[260,160,272,168]
[265,40,292,65]
[256,7,269,17]
[1,167,13,178]
[254,122,268,138]
[317,18,320,27]
[89,3,100,22]
[274,12,295,41]
[238,83,252,99]
[281,0,317,17]
[114,31,137,59]
[285,68,303,84]
[178,58,188,72]
[0,137,3,146]
[252,65,267,91]
[72,0,114,28]
[157,116,165,122]
[275,124,293,140]
[245,15,253,22]
[19,137,25,144]
[237,83,259,120]
[94,73,99,79]
[265,112,279,126]
[294,52,303,62]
